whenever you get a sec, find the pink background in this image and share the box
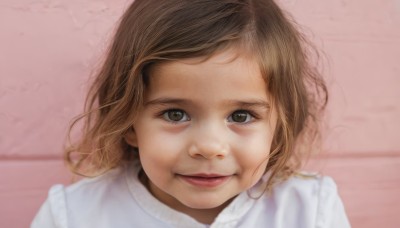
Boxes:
[1,0,399,227]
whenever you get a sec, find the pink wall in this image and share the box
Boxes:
[1,0,399,227]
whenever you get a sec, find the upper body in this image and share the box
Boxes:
[31,162,351,228]
[32,1,350,227]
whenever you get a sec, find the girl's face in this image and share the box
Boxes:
[126,48,277,217]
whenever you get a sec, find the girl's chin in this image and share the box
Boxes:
[177,195,236,210]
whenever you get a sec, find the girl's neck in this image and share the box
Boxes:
[168,199,233,224]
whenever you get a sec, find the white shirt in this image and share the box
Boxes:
[31,163,351,228]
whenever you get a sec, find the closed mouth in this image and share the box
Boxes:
[177,174,232,188]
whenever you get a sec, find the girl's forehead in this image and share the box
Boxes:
[150,47,259,74]
[146,48,266,98]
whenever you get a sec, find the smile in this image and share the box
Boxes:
[177,174,232,188]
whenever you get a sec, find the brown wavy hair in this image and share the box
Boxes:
[65,0,328,190]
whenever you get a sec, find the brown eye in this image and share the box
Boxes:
[162,110,189,122]
[229,110,252,123]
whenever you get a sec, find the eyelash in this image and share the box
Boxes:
[158,109,259,124]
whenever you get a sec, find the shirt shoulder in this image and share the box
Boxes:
[31,165,131,228]
[273,172,337,200]
[266,173,351,228]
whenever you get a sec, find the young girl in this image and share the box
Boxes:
[32,0,350,227]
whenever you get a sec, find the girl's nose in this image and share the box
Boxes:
[187,124,229,159]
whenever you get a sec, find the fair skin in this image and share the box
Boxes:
[125,48,277,224]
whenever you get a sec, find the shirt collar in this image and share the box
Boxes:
[124,162,262,227]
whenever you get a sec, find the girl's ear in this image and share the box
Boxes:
[124,127,138,147]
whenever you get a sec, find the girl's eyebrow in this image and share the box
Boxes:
[227,100,271,110]
[145,97,270,109]
[145,98,189,106]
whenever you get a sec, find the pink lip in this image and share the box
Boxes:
[178,173,231,188]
